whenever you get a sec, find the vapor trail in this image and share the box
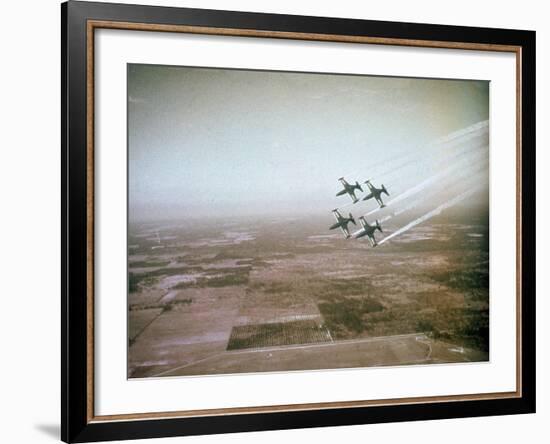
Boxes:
[377,185,483,246]
[364,147,488,216]
[431,120,488,147]
[334,122,488,213]
[373,163,488,224]
[341,120,488,182]
[336,147,487,214]
[344,127,488,211]
[378,132,488,188]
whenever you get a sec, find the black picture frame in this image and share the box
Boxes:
[62,1,536,442]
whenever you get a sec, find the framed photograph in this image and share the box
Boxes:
[62,1,535,442]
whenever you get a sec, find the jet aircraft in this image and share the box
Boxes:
[354,216,383,247]
[336,177,363,203]
[362,180,389,208]
[329,209,356,239]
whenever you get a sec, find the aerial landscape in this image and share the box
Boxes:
[128,209,488,378]
[127,64,489,378]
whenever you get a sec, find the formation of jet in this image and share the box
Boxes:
[329,209,356,239]
[331,176,390,247]
[336,177,363,203]
[362,180,389,208]
[353,216,383,247]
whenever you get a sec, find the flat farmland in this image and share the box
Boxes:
[128,213,489,378]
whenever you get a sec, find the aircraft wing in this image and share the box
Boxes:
[362,192,374,201]
[339,178,349,186]
[340,226,350,238]
[332,210,342,222]
[368,235,378,247]
[359,217,368,229]
[365,180,375,191]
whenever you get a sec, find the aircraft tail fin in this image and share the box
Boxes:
[382,184,389,196]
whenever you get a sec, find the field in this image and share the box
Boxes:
[127,211,489,378]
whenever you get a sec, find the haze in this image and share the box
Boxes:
[128,64,489,221]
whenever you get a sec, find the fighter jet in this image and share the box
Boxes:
[329,209,356,239]
[362,180,389,208]
[336,177,363,203]
[354,216,383,247]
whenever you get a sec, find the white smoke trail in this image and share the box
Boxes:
[383,131,488,183]
[334,122,488,213]
[364,147,488,216]
[359,133,488,213]
[336,147,487,214]
[340,120,488,182]
[377,185,483,246]
[393,171,486,220]
[370,127,488,185]
[431,120,488,147]
[375,163,488,224]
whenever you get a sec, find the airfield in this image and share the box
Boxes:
[128,211,489,378]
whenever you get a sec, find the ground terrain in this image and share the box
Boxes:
[128,212,489,378]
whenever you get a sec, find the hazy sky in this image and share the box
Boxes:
[128,64,489,221]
